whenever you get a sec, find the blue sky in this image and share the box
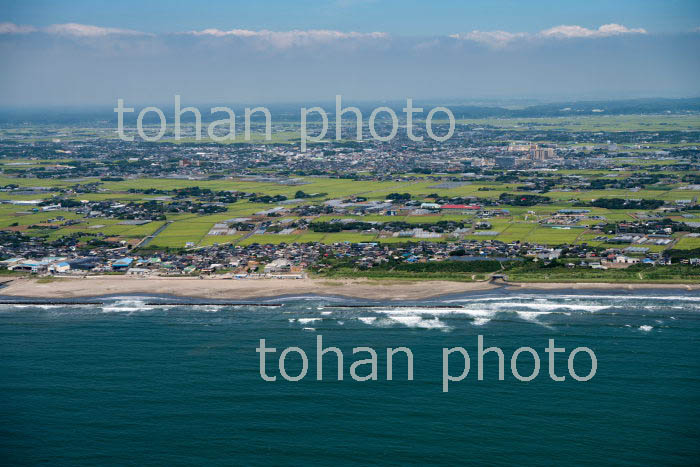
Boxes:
[2,0,699,35]
[0,0,698,106]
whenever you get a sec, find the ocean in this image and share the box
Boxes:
[1,289,699,465]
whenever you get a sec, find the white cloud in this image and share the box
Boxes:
[540,23,646,38]
[0,22,37,34]
[452,23,647,48]
[449,30,526,48]
[186,28,387,48]
[44,23,150,37]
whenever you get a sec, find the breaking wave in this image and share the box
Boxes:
[297,318,321,324]
[386,315,450,330]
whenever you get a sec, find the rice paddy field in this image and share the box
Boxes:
[2,169,700,251]
[454,114,700,132]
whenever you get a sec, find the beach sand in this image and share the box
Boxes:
[1,276,697,300]
[0,276,498,300]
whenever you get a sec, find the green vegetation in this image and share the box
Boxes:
[2,171,700,252]
[454,114,700,132]
[317,258,700,283]
[506,262,700,284]
[318,260,505,281]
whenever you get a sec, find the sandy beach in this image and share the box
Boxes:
[0,276,697,300]
[0,276,498,300]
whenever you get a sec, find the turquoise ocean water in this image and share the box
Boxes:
[1,289,699,465]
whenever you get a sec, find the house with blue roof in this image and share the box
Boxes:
[112,258,134,271]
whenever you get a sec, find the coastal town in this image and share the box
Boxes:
[0,198,695,280]
[1,110,700,283]
[2,3,700,465]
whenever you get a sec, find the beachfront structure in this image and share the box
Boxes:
[264,258,292,273]
[48,262,70,274]
[111,258,134,271]
[8,257,68,273]
[0,257,25,269]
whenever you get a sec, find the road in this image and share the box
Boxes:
[134,221,173,249]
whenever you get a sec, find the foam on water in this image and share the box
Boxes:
[494,303,609,312]
[103,295,158,302]
[509,310,555,329]
[191,305,223,312]
[297,318,321,324]
[555,294,700,302]
[100,299,152,313]
[388,315,450,330]
[443,296,540,303]
[370,306,496,325]
[515,310,553,320]
[444,293,700,305]
[0,304,66,310]
[1,290,697,334]
[472,317,491,326]
[369,306,579,327]
[372,306,486,316]
[101,306,149,313]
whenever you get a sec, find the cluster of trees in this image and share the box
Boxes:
[128,188,168,195]
[38,198,82,208]
[590,198,664,210]
[172,186,214,198]
[386,193,411,200]
[249,194,288,203]
[127,186,241,204]
[498,193,551,206]
[387,260,504,273]
[310,221,376,233]
[294,190,326,199]
[666,248,700,260]
[316,258,508,277]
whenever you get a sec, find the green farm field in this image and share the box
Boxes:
[3,165,700,250]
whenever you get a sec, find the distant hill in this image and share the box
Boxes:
[446,97,700,118]
[0,97,699,124]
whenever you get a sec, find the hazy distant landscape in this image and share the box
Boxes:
[1,97,699,284]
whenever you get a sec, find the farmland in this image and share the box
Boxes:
[2,171,700,251]
[1,107,699,283]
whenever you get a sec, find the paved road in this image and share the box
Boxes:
[135,221,173,249]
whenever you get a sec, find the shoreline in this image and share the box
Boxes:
[0,276,698,301]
